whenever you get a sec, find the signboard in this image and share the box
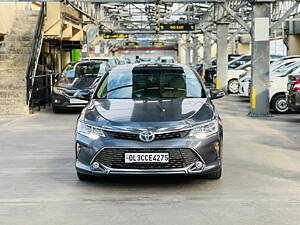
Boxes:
[152,41,165,46]
[159,23,195,31]
[103,33,129,39]
[125,42,139,46]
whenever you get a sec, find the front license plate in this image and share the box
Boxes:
[69,98,88,104]
[125,153,169,163]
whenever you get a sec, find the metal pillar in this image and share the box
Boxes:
[249,2,272,117]
[216,23,229,91]
[192,35,199,65]
[203,31,212,71]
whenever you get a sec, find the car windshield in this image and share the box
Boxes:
[96,67,205,99]
[161,58,174,63]
[62,63,75,78]
[74,63,103,78]
[283,63,300,76]
[274,61,295,73]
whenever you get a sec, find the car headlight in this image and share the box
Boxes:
[189,120,219,138]
[77,120,105,140]
[53,86,65,95]
[241,78,251,83]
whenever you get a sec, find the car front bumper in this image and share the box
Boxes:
[75,130,223,176]
[52,93,88,109]
[76,160,221,176]
[238,81,250,97]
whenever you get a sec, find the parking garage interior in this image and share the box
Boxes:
[0,0,300,224]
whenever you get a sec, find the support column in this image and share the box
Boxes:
[203,31,212,71]
[185,37,191,65]
[249,2,272,116]
[216,23,229,91]
[192,35,199,65]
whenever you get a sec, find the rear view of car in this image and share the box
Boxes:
[287,74,300,112]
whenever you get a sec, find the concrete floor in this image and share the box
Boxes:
[0,95,299,225]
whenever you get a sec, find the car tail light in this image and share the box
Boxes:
[294,78,300,90]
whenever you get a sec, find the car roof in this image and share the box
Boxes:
[111,63,188,72]
[77,60,107,64]
[84,57,116,60]
[160,56,174,59]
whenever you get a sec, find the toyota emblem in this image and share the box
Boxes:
[139,130,155,142]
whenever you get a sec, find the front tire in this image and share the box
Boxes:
[203,167,222,179]
[77,172,94,181]
[52,106,63,113]
[228,79,239,94]
[271,94,289,114]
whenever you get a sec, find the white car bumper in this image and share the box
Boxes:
[238,80,250,97]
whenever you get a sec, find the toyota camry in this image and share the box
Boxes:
[74,63,224,180]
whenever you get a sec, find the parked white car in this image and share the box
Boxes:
[270,61,300,113]
[238,58,300,97]
[239,61,300,113]
[226,62,251,94]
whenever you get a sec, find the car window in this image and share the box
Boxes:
[66,69,75,78]
[62,64,75,78]
[275,62,293,73]
[74,63,102,77]
[96,67,205,99]
[98,64,107,76]
[284,63,300,76]
[108,59,116,67]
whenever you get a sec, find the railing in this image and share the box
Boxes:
[28,73,58,113]
[26,2,46,111]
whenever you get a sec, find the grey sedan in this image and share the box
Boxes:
[74,63,225,180]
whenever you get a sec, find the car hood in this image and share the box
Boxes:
[83,98,215,130]
[56,77,100,90]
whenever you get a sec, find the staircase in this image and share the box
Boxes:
[0,9,41,115]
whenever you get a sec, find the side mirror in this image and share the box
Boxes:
[210,89,225,100]
[74,90,91,101]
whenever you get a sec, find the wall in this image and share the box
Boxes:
[288,35,300,55]
[0,2,35,35]
[44,2,84,41]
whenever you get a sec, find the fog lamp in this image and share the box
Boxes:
[76,143,81,155]
[92,162,100,169]
[213,142,220,152]
[195,161,203,169]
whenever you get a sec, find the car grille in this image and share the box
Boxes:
[64,90,77,97]
[104,130,189,141]
[93,148,200,169]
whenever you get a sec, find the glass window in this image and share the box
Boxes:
[275,62,293,73]
[108,59,116,67]
[74,63,102,77]
[62,63,75,78]
[96,67,204,99]
[284,63,300,76]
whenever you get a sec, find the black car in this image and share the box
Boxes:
[52,61,110,113]
[74,63,225,180]
[287,74,300,112]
